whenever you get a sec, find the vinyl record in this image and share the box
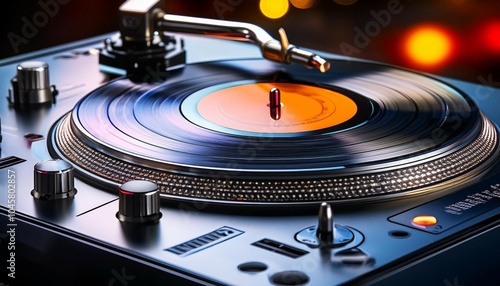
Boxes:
[49,58,498,205]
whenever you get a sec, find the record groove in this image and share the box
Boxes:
[49,58,499,205]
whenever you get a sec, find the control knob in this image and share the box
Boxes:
[116,180,162,223]
[32,159,77,200]
[295,202,355,248]
[8,61,58,106]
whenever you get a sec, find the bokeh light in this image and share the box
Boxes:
[260,0,289,19]
[404,25,454,68]
[481,20,500,53]
[290,0,318,9]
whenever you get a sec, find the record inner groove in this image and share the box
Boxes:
[48,59,499,205]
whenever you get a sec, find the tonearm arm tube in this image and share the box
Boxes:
[157,14,331,73]
[118,0,330,72]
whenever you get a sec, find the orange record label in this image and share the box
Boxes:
[196,83,358,133]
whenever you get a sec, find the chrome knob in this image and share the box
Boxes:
[32,159,77,200]
[8,61,57,105]
[317,202,334,244]
[116,180,162,223]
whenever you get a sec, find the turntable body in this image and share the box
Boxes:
[1,16,500,286]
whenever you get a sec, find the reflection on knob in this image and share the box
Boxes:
[32,159,77,200]
[116,180,162,224]
[8,61,58,106]
[317,202,334,244]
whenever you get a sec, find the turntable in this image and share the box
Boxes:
[1,1,500,285]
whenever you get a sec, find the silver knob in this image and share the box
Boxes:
[8,61,57,105]
[116,180,162,223]
[32,159,77,200]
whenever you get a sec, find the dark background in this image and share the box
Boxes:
[1,0,499,86]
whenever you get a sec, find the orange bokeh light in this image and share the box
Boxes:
[290,0,318,9]
[404,25,455,69]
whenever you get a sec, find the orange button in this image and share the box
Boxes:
[412,215,437,227]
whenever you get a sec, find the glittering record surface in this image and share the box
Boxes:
[49,58,498,205]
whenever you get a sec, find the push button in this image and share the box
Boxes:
[270,271,309,286]
[412,215,437,227]
[238,262,268,273]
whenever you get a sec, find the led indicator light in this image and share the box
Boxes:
[412,215,437,227]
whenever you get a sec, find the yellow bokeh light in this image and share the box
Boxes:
[260,0,289,19]
[405,26,453,67]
